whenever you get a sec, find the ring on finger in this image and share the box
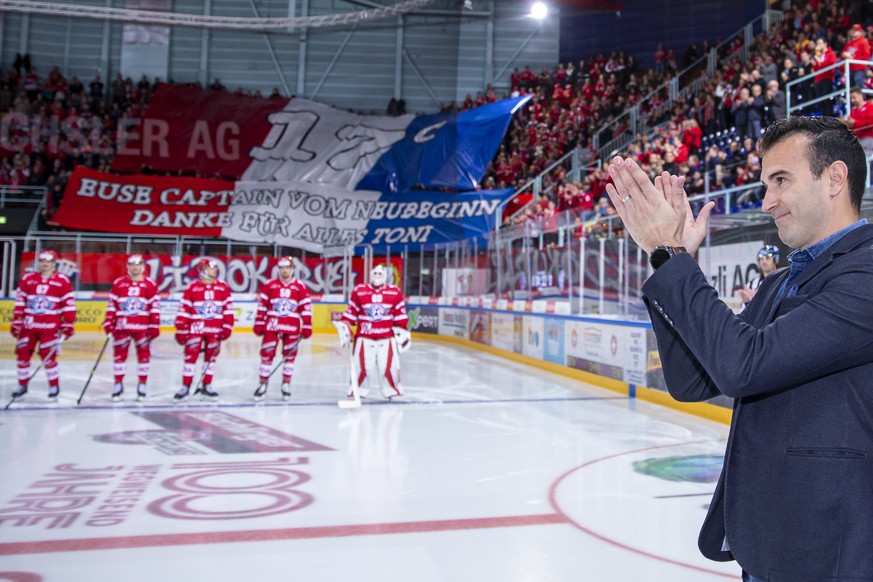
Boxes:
[621,195,631,203]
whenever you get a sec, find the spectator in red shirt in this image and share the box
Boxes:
[510,68,521,92]
[842,86,873,157]
[653,43,666,74]
[841,24,872,89]
[812,36,837,114]
[681,118,703,154]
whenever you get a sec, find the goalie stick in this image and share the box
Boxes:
[337,339,362,409]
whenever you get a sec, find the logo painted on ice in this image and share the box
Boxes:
[147,459,314,520]
[94,430,213,455]
[632,454,723,483]
[113,410,336,455]
[0,459,317,528]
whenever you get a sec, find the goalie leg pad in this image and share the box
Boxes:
[380,339,403,398]
[350,338,370,398]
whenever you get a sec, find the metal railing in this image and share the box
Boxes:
[785,58,873,118]
[0,238,16,297]
[0,185,45,208]
[14,175,873,317]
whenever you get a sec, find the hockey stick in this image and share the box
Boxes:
[192,340,217,397]
[337,339,362,409]
[195,330,237,398]
[76,335,112,405]
[256,338,301,389]
[5,335,65,410]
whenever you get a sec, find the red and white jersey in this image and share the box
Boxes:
[175,280,234,335]
[105,276,160,333]
[13,271,76,332]
[256,278,312,335]
[342,283,408,340]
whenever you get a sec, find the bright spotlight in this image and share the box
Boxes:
[530,2,548,19]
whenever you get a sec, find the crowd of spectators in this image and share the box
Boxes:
[0,62,291,229]
[0,55,164,229]
[0,0,871,236]
[482,0,873,235]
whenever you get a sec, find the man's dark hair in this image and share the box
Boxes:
[759,116,867,213]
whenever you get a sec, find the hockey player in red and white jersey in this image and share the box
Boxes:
[173,258,234,401]
[253,256,312,402]
[337,264,410,400]
[10,250,76,401]
[101,254,161,402]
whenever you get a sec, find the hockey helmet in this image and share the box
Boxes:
[196,258,219,280]
[38,250,57,262]
[370,264,387,287]
[127,254,144,265]
[758,245,780,261]
[277,256,293,268]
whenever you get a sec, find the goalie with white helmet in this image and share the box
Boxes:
[337,263,409,400]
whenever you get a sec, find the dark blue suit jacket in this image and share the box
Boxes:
[643,224,873,581]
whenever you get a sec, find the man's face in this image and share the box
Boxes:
[128,262,144,279]
[851,91,864,107]
[278,265,292,281]
[762,135,833,249]
[38,259,54,276]
[758,254,778,276]
[201,265,218,281]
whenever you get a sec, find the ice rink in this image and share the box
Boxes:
[0,331,739,581]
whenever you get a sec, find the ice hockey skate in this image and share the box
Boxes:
[201,385,219,401]
[173,386,190,402]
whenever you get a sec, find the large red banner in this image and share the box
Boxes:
[53,167,233,235]
[110,85,285,178]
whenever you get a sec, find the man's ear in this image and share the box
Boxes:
[827,160,849,198]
